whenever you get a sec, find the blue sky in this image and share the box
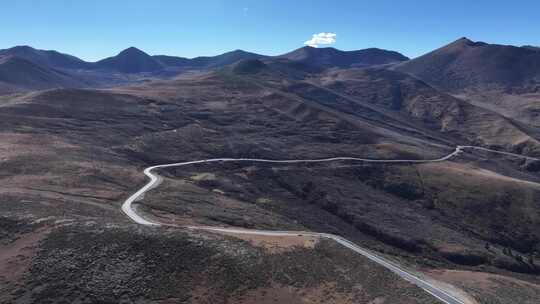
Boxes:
[1,0,538,61]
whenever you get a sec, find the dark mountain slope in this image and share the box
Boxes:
[190,49,267,68]
[308,68,540,154]
[0,45,90,70]
[0,56,87,90]
[224,60,540,155]
[96,47,164,73]
[279,46,408,68]
[394,37,540,92]
[394,38,540,130]
[153,54,191,67]
[230,59,268,74]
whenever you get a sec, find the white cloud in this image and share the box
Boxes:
[304,32,337,47]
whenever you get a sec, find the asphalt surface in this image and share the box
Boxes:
[188,226,467,304]
[122,145,538,304]
[122,146,465,225]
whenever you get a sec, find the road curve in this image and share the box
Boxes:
[122,145,537,304]
[123,146,465,225]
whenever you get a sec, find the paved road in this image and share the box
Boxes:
[122,145,537,303]
[459,145,540,161]
[123,146,465,225]
[189,226,466,304]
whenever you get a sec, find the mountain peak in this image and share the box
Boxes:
[97,47,162,73]
[298,46,337,52]
[447,37,488,49]
[219,49,251,57]
[456,37,473,43]
[395,37,540,91]
[118,47,149,57]
[5,45,39,56]
[10,45,36,51]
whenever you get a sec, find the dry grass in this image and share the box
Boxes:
[230,283,355,304]
[218,232,318,254]
[0,227,50,289]
[425,269,540,304]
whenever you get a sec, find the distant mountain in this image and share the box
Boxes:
[278,46,409,68]
[0,45,410,76]
[0,45,90,70]
[0,56,86,90]
[96,47,164,73]
[394,37,540,91]
[522,45,540,52]
[0,45,269,77]
[190,50,267,68]
[153,55,191,67]
[227,58,324,80]
[230,59,268,74]
[153,50,266,70]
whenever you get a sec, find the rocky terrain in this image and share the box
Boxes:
[394,37,540,130]
[1,40,540,303]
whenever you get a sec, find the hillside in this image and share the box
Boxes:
[0,56,87,90]
[313,68,540,154]
[153,54,192,67]
[95,47,164,73]
[394,37,540,129]
[0,45,90,70]
[394,37,540,92]
[279,46,409,68]
[190,49,267,68]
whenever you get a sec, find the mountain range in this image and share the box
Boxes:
[4,37,540,95]
[0,44,409,91]
[3,37,540,303]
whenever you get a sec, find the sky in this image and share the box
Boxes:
[1,0,538,61]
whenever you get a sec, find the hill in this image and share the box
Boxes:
[394,37,540,129]
[279,46,409,68]
[96,47,164,73]
[0,56,87,90]
[153,54,191,67]
[189,49,267,68]
[0,45,90,70]
[394,37,540,92]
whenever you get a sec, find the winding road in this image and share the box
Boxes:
[121,145,539,304]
